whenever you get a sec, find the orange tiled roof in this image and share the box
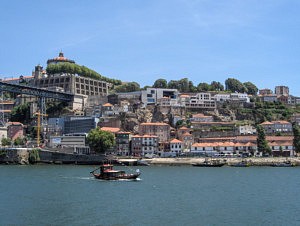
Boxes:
[132,134,158,138]
[179,94,190,98]
[100,127,120,133]
[116,131,131,135]
[192,143,215,147]
[102,103,113,107]
[178,126,188,130]
[3,76,33,81]
[192,113,205,117]
[191,121,234,125]
[170,139,183,143]
[140,122,169,126]
[7,122,23,126]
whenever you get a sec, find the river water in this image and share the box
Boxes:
[1,165,300,226]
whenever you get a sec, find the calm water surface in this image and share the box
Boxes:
[1,165,300,226]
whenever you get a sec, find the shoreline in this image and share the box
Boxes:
[145,157,300,166]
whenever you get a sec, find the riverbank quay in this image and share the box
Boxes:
[0,148,106,165]
[146,157,300,166]
[1,148,300,166]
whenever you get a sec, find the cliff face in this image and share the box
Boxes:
[120,106,174,133]
[120,108,153,133]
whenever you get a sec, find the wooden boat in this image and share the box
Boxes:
[271,160,295,167]
[192,158,226,167]
[231,160,251,167]
[90,164,141,180]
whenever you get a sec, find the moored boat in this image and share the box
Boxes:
[192,158,226,167]
[90,163,141,180]
[271,160,295,167]
[230,160,251,167]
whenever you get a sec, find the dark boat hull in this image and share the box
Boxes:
[192,163,225,167]
[231,161,251,167]
[92,172,141,180]
[271,163,294,167]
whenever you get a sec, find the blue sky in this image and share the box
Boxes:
[1,0,300,95]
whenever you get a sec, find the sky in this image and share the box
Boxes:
[1,0,300,95]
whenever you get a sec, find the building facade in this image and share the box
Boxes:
[139,122,170,142]
[275,86,289,97]
[131,135,158,157]
[260,121,293,134]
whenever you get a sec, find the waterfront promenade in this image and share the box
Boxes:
[145,156,300,166]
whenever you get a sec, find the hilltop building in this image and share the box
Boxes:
[275,86,289,97]
[32,52,110,111]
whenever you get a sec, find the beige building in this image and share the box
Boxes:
[139,122,170,142]
[33,53,110,109]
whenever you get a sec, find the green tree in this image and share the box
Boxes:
[256,125,271,155]
[197,82,211,92]
[153,79,168,88]
[87,128,115,153]
[210,81,224,91]
[293,124,300,153]
[243,82,258,95]
[167,80,179,89]
[225,78,247,93]
[13,137,25,146]
[46,62,122,85]
[29,148,40,164]
[114,82,140,93]
[1,137,11,146]
[10,103,30,124]
[188,81,197,93]
[177,78,190,92]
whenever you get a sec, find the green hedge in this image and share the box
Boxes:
[46,62,122,85]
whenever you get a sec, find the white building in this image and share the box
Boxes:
[141,88,179,105]
[214,93,250,103]
[168,139,183,157]
[185,93,216,109]
[214,94,230,102]
[239,125,257,135]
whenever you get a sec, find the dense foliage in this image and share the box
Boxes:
[114,82,141,93]
[46,62,122,85]
[293,124,300,153]
[13,137,26,146]
[243,82,258,95]
[1,137,11,146]
[153,79,168,88]
[256,125,271,155]
[29,148,40,164]
[87,128,115,153]
[152,78,225,93]
[225,78,247,93]
[10,103,31,124]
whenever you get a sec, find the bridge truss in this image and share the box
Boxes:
[0,81,74,126]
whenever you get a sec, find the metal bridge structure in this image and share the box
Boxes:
[0,81,74,126]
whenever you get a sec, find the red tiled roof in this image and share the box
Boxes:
[170,139,183,143]
[191,121,234,125]
[100,127,120,133]
[179,94,190,98]
[140,122,169,126]
[102,103,113,107]
[132,134,158,138]
[192,113,205,117]
[178,126,188,130]
[3,76,33,81]
[261,120,291,125]
[7,122,23,126]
